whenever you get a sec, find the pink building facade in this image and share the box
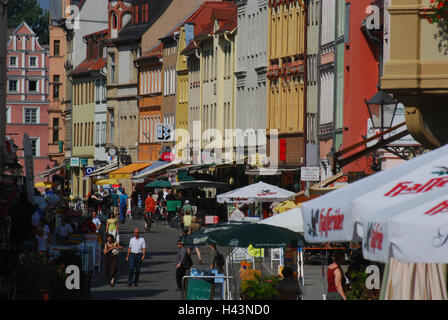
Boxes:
[6,22,52,182]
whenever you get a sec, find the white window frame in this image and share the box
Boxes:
[29,56,38,68]
[28,79,39,93]
[8,80,18,93]
[6,106,11,123]
[30,137,40,157]
[9,56,17,67]
[23,107,40,124]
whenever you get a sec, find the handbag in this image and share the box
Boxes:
[112,248,119,256]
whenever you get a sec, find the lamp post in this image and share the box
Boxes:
[364,90,398,135]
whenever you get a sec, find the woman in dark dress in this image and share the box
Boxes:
[104,234,123,286]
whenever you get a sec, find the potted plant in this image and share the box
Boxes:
[240,273,280,300]
[345,270,380,300]
[14,254,62,300]
[424,0,448,53]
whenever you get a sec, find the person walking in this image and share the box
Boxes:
[119,191,128,224]
[104,234,123,287]
[187,219,202,264]
[92,211,101,234]
[175,240,192,292]
[144,192,156,231]
[208,242,224,274]
[126,229,146,287]
[106,212,119,244]
[111,190,119,218]
[326,252,348,300]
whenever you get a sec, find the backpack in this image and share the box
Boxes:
[216,251,225,270]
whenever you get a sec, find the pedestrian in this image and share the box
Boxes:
[104,234,123,287]
[56,218,73,244]
[182,210,192,235]
[119,191,128,224]
[31,205,41,234]
[126,228,146,287]
[187,220,202,264]
[106,212,119,244]
[176,240,192,292]
[208,242,225,273]
[92,211,101,234]
[144,192,156,231]
[111,190,119,218]
[166,189,175,201]
[276,266,302,300]
[326,252,348,300]
[35,228,52,258]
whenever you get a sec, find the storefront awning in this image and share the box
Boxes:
[109,162,152,179]
[171,180,230,190]
[132,160,183,182]
[37,164,66,179]
[89,161,119,177]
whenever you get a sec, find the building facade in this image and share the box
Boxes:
[6,22,52,179]
[305,0,320,169]
[267,0,306,176]
[69,29,108,196]
[135,44,163,162]
[234,0,268,135]
[381,0,448,149]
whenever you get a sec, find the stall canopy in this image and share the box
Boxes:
[132,160,182,182]
[258,207,304,233]
[145,180,172,188]
[109,163,152,179]
[217,181,295,204]
[171,180,230,190]
[301,144,448,244]
[89,161,118,177]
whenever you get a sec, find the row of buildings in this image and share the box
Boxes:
[4,0,447,197]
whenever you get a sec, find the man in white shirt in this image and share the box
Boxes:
[91,211,101,233]
[126,228,146,287]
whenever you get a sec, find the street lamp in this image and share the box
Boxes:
[364,90,398,132]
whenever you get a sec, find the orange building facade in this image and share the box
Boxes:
[135,45,164,162]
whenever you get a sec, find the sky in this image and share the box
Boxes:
[38,0,49,10]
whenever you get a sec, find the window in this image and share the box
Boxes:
[112,13,118,29]
[29,56,37,67]
[24,108,38,124]
[29,80,38,93]
[344,3,350,43]
[53,75,60,99]
[30,138,39,156]
[101,122,107,145]
[110,53,116,84]
[109,110,114,142]
[53,118,59,143]
[95,122,100,146]
[6,106,11,123]
[9,56,17,67]
[54,40,60,56]
[8,80,18,92]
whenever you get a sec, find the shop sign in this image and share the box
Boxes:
[301,167,320,181]
[85,167,95,176]
[70,157,80,167]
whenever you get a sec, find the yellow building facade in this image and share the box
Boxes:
[71,79,96,196]
[267,0,306,167]
[381,0,448,148]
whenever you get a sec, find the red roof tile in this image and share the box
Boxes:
[70,57,107,76]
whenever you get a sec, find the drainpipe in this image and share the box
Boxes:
[303,0,308,171]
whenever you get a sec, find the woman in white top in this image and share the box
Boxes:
[35,228,52,258]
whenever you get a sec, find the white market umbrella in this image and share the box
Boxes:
[217,181,295,204]
[301,144,448,243]
[258,207,304,233]
[358,187,448,264]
